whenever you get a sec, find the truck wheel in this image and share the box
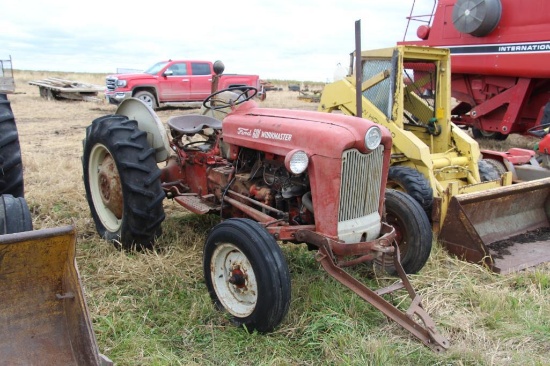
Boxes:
[381,189,432,274]
[472,127,508,141]
[387,165,433,217]
[203,218,291,333]
[82,115,165,250]
[0,194,33,234]
[0,94,24,198]
[134,91,157,110]
[479,159,501,181]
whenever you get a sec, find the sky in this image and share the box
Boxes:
[0,0,435,82]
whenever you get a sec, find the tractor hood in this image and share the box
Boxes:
[222,103,392,158]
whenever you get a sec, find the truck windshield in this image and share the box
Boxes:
[144,61,170,75]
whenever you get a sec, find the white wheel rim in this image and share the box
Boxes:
[88,143,123,232]
[211,243,258,317]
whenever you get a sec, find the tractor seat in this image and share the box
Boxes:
[167,115,222,135]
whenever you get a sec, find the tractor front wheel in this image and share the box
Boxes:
[82,115,165,250]
[203,218,291,333]
[381,189,432,274]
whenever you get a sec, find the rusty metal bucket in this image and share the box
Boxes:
[438,178,550,273]
[0,226,112,365]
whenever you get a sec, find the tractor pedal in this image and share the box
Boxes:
[174,195,219,214]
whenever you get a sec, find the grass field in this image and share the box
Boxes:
[5,70,550,365]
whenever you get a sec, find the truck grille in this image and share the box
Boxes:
[339,147,384,222]
[106,77,117,92]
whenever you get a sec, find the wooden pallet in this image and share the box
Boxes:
[28,77,104,102]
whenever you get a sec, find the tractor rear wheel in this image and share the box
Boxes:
[0,94,24,198]
[203,218,291,333]
[0,194,33,234]
[387,165,433,217]
[82,115,165,250]
[380,189,432,274]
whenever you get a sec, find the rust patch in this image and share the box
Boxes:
[487,227,550,259]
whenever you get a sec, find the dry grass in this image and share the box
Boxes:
[6,70,550,365]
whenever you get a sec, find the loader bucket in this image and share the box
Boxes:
[438,178,550,273]
[0,226,112,365]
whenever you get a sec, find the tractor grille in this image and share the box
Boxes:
[339,146,384,222]
[106,77,117,92]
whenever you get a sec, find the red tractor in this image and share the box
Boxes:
[400,0,550,140]
[82,64,449,351]
[481,123,550,181]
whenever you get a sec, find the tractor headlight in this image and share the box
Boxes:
[365,126,382,150]
[285,150,309,174]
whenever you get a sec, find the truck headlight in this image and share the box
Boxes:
[365,126,382,150]
[116,80,127,87]
[285,150,309,174]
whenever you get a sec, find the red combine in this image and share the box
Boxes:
[400,0,550,140]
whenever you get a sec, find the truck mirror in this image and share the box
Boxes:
[164,69,174,77]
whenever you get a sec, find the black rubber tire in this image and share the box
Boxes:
[381,189,433,274]
[82,115,165,250]
[203,218,291,333]
[134,91,157,110]
[471,127,508,141]
[484,158,507,177]
[479,159,501,181]
[0,94,24,198]
[0,194,33,234]
[387,165,433,217]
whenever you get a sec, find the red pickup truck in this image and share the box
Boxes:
[105,59,264,109]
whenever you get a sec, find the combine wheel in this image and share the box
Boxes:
[134,91,157,110]
[479,159,501,181]
[0,94,24,198]
[381,189,432,274]
[203,218,291,332]
[82,115,165,250]
[0,194,33,234]
[387,165,433,216]
[472,127,508,141]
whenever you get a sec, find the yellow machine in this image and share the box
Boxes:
[0,227,112,365]
[319,45,550,273]
[0,77,111,364]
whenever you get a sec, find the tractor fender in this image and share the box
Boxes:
[115,98,171,162]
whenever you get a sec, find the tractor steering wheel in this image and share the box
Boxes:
[527,123,550,138]
[203,86,258,110]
